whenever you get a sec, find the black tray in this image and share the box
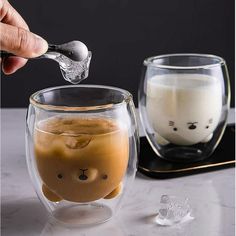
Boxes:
[138,124,235,179]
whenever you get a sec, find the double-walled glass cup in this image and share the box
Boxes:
[26,85,138,226]
[139,54,230,162]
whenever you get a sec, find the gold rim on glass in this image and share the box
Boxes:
[143,53,226,70]
[30,84,133,112]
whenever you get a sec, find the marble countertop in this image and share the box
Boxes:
[1,108,235,236]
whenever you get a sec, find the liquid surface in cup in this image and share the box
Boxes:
[34,116,129,202]
[146,74,222,145]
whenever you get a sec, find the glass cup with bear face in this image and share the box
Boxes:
[139,54,230,162]
[26,85,138,226]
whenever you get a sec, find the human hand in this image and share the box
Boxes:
[0,0,48,74]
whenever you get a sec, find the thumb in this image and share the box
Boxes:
[0,22,48,58]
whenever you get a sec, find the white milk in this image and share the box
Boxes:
[146,74,222,145]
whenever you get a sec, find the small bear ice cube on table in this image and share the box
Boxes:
[156,195,194,226]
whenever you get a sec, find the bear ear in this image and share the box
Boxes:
[104,182,122,199]
[42,184,62,202]
[201,133,213,143]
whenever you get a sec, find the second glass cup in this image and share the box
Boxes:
[26,85,138,226]
[139,54,230,162]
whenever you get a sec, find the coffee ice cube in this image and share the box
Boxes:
[65,136,92,149]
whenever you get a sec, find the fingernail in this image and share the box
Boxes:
[32,34,48,57]
[2,57,18,75]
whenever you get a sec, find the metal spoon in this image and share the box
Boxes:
[1,40,92,84]
[0,40,89,61]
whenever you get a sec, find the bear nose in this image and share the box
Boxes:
[74,168,98,183]
[189,124,197,130]
[78,169,88,181]
[79,174,88,180]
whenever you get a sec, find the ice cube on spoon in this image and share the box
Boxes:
[46,41,91,84]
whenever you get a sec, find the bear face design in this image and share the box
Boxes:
[34,116,129,202]
[154,119,216,146]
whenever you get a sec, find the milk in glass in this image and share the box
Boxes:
[146,74,222,145]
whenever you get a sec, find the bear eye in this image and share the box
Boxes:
[102,174,108,180]
[206,125,209,129]
[57,174,63,179]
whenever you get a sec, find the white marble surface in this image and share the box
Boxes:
[1,108,235,236]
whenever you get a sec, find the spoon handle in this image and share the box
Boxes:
[0,44,57,59]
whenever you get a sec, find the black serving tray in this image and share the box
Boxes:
[138,124,235,179]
